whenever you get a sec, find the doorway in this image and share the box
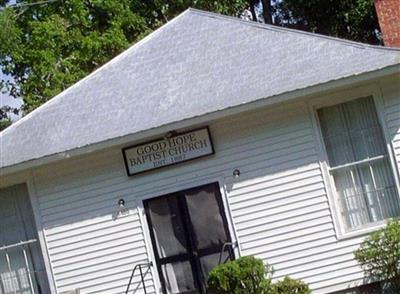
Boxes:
[143,182,233,294]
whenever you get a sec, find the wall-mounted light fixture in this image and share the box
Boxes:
[233,169,240,178]
[113,198,128,220]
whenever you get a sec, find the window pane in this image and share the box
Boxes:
[146,196,188,258]
[184,185,228,249]
[344,98,386,161]
[0,247,34,294]
[333,159,400,230]
[318,104,354,166]
[199,251,230,281]
[318,97,387,167]
[161,261,198,294]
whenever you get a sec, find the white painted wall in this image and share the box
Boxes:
[27,77,400,294]
[381,75,400,175]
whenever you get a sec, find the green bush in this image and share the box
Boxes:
[272,276,311,294]
[354,219,400,292]
[207,256,310,294]
[207,256,273,294]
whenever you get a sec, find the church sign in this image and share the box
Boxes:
[122,127,214,176]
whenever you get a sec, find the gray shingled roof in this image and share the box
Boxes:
[1,9,400,170]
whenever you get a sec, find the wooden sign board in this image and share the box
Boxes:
[122,127,214,176]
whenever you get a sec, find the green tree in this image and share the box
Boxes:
[207,256,274,294]
[354,219,400,293]
[207,256,311,294]
[274,0,381,45]
[272,276,311,294]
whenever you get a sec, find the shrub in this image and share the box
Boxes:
[354,219,400,292]
[272,276,311,294]
[207,256,311,294]
[207,256,274,294]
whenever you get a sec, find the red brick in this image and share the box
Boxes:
[374,0,400,47]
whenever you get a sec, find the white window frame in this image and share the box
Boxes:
[308,84,400,239]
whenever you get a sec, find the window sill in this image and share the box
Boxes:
[336,220,388,240]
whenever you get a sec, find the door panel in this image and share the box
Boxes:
[146,195,187,258]
[144,183,232,294]
[199,251,230,280]
[184,185,229,249]
[161,261,198,294]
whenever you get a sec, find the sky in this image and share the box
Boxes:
[1,72,23,120]
[1,0,22,121]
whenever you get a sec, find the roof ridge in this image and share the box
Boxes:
[187,8,400,52]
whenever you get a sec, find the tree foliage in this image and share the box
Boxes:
[275,0,381,45]
[207,256,274,294]
[0,0,382,124]
[354,219,400,292]
[207,256,311,294]
[272,276,311,294]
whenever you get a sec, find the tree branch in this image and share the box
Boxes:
[261,0,273,24]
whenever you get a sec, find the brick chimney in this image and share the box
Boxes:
[374,0,400,47]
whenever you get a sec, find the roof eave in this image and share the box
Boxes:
[1,63,399,177]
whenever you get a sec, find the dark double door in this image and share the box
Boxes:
[144,182,233,294]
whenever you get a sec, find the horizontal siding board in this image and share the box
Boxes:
[51,241,146,269]
[82,277,155,294]
[232,188,327,218]
[241,222,334,251]
[47,224,143,250]
[235,200,330,230]
[257,235,338,261]
[239,209,331,238]
[50,235,144,260]
[228,166,322,197]
[55,254,150,282]
[58,271,153,291]
[268,236,363,266]
[239,215,333,244]
[49,230,142,253]
[244,230,336,257]
[230,179,325,206]
[312,274,364,294]
[46,214,139,240]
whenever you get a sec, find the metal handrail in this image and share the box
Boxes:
[218,241,238,265]
[125,261,153,294]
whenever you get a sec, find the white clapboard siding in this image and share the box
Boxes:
[381,78,400,174]
[31,89,399,294]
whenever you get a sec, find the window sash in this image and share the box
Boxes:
[328,154,387,172]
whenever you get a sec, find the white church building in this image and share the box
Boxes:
[1,6,400,294]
